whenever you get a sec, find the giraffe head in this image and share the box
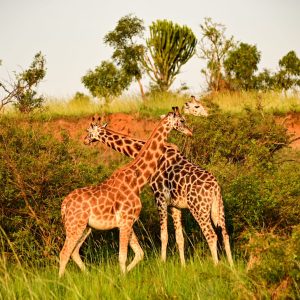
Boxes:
[83,116,106,145]
[165,107,193,136]
[183,95,208,117]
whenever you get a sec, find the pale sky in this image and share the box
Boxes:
[1,0,299,98]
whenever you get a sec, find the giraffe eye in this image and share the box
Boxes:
[195,106,200,108]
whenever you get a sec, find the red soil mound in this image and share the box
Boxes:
[36,112,300,150]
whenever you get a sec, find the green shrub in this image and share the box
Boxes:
[0,119,110,262]
[171,108,290,166]
[244,226,300,298]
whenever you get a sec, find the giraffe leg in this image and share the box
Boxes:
[71,228,92,271]
[222,228,234,266]
[59,234,84,277]
[170,207,185,266]
[59,221,88,278]
[126,230,144,272]
[156,198,168,262]
[190,209,218,265]
[118,225,132,274]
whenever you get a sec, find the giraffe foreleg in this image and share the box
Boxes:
[170,207,185,266]
[127,230,144,272]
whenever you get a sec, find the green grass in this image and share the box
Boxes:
[0,256,261,300]
[2,91,300,120]
[211,91,300,114]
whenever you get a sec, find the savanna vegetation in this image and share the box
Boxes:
[0,14,300,300]
[0,91,300,299]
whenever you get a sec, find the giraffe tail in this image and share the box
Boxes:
[210,188,234,266]
[61,198,68,224]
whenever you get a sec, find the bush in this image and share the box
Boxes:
[244,226,300,298]
[171,108,290,166]
[0,119,109,262]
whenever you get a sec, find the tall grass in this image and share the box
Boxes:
[2,91,300,120]
[211,91,300,114]
[0,256,259,300]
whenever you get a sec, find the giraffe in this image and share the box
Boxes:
[183,95,208,116]
[84,105,233,266]
[59,107,192,277]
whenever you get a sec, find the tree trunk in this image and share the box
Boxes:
[137,78,145,100]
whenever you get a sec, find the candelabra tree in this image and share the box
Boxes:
[143,20,197,92]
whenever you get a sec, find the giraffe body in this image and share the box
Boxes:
[59,108,192,277]
[85,112,233,266]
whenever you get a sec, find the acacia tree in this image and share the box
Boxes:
[143,19,197,92]
[198,18,234,92]
[275,50,300,92]
[104,14,146,99]
[224,43,261,90]
[0,52,46,113]
[82,60,131,102]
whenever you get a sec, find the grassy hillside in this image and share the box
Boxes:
[0,91,299,299]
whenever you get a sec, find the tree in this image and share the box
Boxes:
[82,60,131,102]
[275,50,300,92]
[224,43,261,90]
[0,52,46,113]
[198,18,235,92]
[143,19,197,92]
[255,69,276,91]
[104,14,146,99]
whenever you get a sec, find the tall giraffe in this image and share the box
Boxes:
[84,107,233,266]
[59,107,192,277]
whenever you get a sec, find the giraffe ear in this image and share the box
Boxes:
[102,122,108,128]
[160,114,166,119]
[172,106,180,115]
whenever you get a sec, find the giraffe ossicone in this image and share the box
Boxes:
[59,107,192,277]
[85,100,233,267]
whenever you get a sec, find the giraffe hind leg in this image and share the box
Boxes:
[155,198,168,263]
[190,209,218,265]
[59,226,87,277]
[71,228,92,271]
[127,230,144,272]
[118,225,132,274]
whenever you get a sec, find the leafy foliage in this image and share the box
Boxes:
[275,50,300,92]
[0,52,46,113]
[244,226,300,298]
[224,43,261,90]
[104,14,146,98]
[0,120,110,261]
[81,60,131,102]
[174,108,290,165]
[144,19,197,92]
[198,17,235,92]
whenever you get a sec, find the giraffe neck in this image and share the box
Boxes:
[99,128,144,158]
[117,118,171,188]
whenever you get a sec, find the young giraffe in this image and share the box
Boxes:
[59,107,192,277]
[85,103,233,266]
